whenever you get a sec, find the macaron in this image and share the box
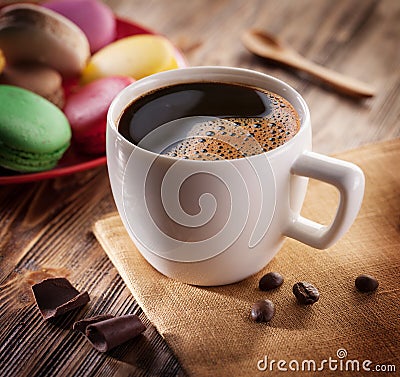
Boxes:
[63,76,134,155]
[43,0,116,53]
[0,49,4,73]
[0,85,71,172]
[0,62,65,107]
[0,3,90,77]
[80,34,179,84]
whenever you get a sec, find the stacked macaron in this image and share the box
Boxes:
[0,3,91,106]
[0,0,183,174]
[0,85,71,173]
[63,76,134,155]
[42,0,117,54]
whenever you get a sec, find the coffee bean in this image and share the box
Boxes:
[251,299,275,323]
[355,274,379,292]
[258,272,284,291]
[292,282,319,304]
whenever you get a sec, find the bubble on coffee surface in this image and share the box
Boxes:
[163,93,300,161]
[161,118,264,160]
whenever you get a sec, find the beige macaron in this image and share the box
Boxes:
[0,3,90,77]
[0,62,65,108]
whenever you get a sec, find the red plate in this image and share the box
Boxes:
[0,17,186,185]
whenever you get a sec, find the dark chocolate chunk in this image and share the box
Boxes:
[31,277,90,319]
[292,281,320,305]
[258,272,284,291]
[355,274,379,292]
[78,315,146,352]
[73,314,114,333]
[251,299,275,323]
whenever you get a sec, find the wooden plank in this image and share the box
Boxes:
[0,168,184,376]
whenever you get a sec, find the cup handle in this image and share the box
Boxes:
[283,151,365,249]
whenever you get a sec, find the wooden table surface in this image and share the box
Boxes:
[0,1,398,376]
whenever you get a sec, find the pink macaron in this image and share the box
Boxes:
[64,76,134,155]
[43,0,117,53]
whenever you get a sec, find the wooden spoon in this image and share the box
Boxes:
[242,29,375,98]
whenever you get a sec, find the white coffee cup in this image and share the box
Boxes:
[107,66,365,286]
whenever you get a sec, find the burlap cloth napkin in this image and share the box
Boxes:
[93,140,399,376]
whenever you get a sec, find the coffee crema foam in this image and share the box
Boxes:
[162,93,300,160]
[118,82,301,160]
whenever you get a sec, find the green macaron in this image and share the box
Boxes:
[0,85,71,172]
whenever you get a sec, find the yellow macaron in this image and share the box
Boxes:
[0,49,5,73]
[81,34,179,84]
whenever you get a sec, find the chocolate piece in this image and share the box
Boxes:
[80,315,146,352]
[32,277,90,319]
[251,299,275,323]
[258,272,284,291]
[292,281,320,305]
[355,274,379,292]
[73,314,114,333]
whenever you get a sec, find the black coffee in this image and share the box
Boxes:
[118,82,300,160]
